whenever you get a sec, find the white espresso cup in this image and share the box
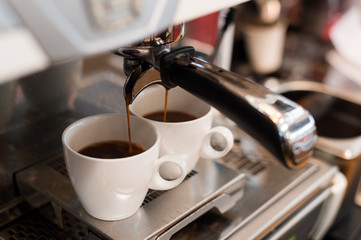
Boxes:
[130,85,234,178]
[62,114,187,221]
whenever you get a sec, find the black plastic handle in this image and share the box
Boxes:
[160,47,317,169]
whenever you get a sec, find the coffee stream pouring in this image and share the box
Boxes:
[115,24,317,169]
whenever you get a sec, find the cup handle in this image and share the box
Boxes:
[200,126,234,160]
[149,154,187,191]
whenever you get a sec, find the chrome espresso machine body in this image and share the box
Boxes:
[0,0,347,239]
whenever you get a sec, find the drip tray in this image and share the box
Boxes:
[16,157,246,240]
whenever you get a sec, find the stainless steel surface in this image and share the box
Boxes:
[16,156,245,240]
[143,23,185,46]
[155,131,339,240]
[210,127,338,239]
[275,80,361,224]
[0,71,122,212]
[8,71,246,238]
[275,80,361,154]
[15,123,336,240]
[156,193,237,240]
[11,73,333,239]
[5,75,333,239]
[116,23,183,59]
[117,23,185,101]
[123,67,162,103]
[226,158,337,240]
[0,69,341,239]
[19,59,82,114]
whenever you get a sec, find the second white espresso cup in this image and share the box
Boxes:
[130,85,234,177]
[62,114,187,221]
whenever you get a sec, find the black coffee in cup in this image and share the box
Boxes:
[144,110,197,122]
[78,140,145,158]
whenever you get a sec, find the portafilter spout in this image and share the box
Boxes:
[115,24,184,102]
[116,40,317,170]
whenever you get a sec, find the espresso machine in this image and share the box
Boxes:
[0,0,349,239]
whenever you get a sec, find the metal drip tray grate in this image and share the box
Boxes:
[141,170,197,207]
[13,111,329,240]
[16,155,245,240]
[222,152,267,175]
[46,156,198,207]
[14,141,337,240]
[219,140,268,176]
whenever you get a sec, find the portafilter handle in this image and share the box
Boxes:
[122,46,317,169]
